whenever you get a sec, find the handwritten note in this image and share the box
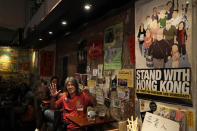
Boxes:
[142,112,179,131]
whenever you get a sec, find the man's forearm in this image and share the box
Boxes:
[50,97,57,109]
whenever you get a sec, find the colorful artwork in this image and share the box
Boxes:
[135,0,192,68]
[18,50,35,72]
[0,47,35,73]
[104,23,123,70]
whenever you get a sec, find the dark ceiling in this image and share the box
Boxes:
[0,27,17,44]
[2,0,132,49]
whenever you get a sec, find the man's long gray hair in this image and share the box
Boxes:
[64,77,79,97]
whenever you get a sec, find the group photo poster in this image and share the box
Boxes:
[135,0,192,69]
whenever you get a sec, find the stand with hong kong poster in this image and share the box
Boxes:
[135,0,193,106]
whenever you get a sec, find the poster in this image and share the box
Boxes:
[40,50,54,77]
[117,86,130,100]
[139,99,194,131]
[142,112,179,131]
[154,105,186,131]
[104,23,123,70]
[128,35,135,63]
[118,69,134,88]
[88,80,96,94]
[18,50,35,72]
[135,0,192,68]
[96,85,104,105]
[136,68,191,100]
[0,48,18,72]
[0,47,35,73]
[88,40,103,60]
[98,64,103,79]
[187,110,194,129]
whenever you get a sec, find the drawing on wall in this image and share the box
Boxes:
[0,48,18,72]
[135,0,192,69]
[104,23,123,70]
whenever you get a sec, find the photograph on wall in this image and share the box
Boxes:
[104,23,123,70]
[117,86,130,100]
[135,0,192,69]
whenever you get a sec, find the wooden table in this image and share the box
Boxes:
[67,114,116,130]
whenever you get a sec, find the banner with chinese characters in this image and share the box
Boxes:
[40,50,54,77]
[142,112,179,131]
[88,40,103,60]
[128,35,135,63]
[104,23,123,70]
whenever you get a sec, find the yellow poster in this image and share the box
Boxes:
[187,111,194,128]
[117,69,134,87]
[88,80,96,94]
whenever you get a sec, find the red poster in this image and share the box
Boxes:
[128,35,135,63]
[88,40,103,60]
[40,51,54,77]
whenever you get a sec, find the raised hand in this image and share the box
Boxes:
[49,83,61,98]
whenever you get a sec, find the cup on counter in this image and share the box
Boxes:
[98,110,106,119]
[87,110,96,121]
[96,105,106,119]
[77,106,84,117]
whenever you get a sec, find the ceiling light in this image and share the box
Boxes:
[48,31,53,35]
[61,20,67,26]
[84,4,91,10]
[38,38,43,41]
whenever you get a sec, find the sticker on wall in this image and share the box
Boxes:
[98,64,103,79]
[92,69,98,76]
